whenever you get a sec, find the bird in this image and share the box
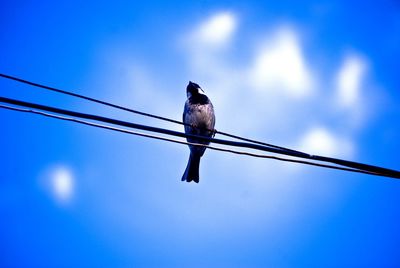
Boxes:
[181,81,216,183]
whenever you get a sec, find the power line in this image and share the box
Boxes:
[0,72,306,156]
[0,96,310,158]
[0,73,185,126]
[1,96,399,179]
[0,103,383,178]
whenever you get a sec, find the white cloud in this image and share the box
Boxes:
[51,167,74,203]
[336,54,367,108]
[40,165,75,205]
[297,127,353,158]
[190,12,237,48]
[181,12,238,75]
[249,27,314,98]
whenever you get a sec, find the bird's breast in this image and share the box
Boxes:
[184,101,215,130]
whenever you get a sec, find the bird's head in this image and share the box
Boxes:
[187,81,206,99]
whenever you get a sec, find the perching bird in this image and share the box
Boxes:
[182,81,216,183]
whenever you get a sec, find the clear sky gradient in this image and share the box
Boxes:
[1,1,400,267]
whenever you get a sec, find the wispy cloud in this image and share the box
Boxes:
[40,165,75,205]
[52,167,74,203]
[336,54,367,108]
[249,27,314,98]
[189,11,237,48]
[297,126,354,158]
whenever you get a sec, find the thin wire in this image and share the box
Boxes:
[1,96,400,179]
[0,104,384,178]
[0,73,184,125]
[0,73,306,155]
[0,96,310,159]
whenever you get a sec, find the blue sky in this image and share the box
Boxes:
[1,1,400,267]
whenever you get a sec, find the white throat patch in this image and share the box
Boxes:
[187,87,206,99]
[197,87,206,95]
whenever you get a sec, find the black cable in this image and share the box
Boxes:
[0,96,307,158]
[0,73,306,156]
[1,96,399,179]
[0,73,184,125]
[0,104,384,178]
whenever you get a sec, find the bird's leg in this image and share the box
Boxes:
[211,128,217,138]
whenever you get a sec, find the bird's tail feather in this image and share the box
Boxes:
[181,154,200,183]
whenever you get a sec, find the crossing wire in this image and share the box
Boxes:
[0,73,306,156]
